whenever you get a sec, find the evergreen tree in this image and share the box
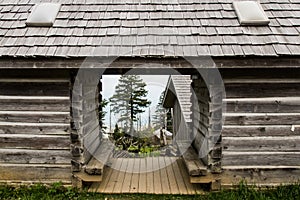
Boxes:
[109,75,151,134]
[152,92,167,129]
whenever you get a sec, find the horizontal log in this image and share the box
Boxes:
[221,167,300,186]
[224,113,300,125]
[1,58,300,69]
[0,82,69,96]
[181,146,207,176]
[0,122,69,135]
[223,152,300,166]
[222,125,300,137]
[0,111,70,123]
[0,134,70,150]
[0,95,70,111]
[0,163,71,181]
[225,83,300,98]
[225,97,300,113]
[223,136,300,152]
[224,79,300,84]
[0,149,71,164]
[0,78,69,83]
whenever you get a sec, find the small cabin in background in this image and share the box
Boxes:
[0,0,300,189]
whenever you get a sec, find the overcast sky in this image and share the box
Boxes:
[102,75,169,131]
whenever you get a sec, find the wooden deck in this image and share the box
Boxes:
[89,157,204,194]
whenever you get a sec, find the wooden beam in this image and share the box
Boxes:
[0,57,299,71]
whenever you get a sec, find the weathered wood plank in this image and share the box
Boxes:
[222,152,300,166]
[0,96,70,111]
[224,113,300,125]
[181,146,207,176]
[0,82,70,96]
[221,168,300,186]
[0,163,71,181]
[113,158,128,193]
[0,111,70,123]
[152,157,162,194]
[158,157,171,194]
[105,158,123,193]
[122,158,134,192]
[0,122,69,135]
[176,158,195,194]
[225,97,300,113]
[225,83,300,98]
[145,156,154,193]
[0,78,69,83]
[0,134,70,150]
[129,158,140,193]
[223,136,300,152]
[138,158,147,193]
[222,125,300,137]
[0,149,70,164]
[165,157,180,194]
[171,158,188,194]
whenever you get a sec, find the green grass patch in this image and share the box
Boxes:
[0,182,300,200]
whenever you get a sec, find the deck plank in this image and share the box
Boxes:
[138,158,147,193]
[121,158,134,193]
[129,158,140,193]
[146,156,154,193]
[90,157,204,194]
[113,158,128,193]
[176,158,196,194]
[104,158,123,193]
[153,157,163,194]
[172,158,189,194]
[159,157,171,194]
[165,157,180,194]
[94,166,113,193]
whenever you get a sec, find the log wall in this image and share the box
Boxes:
[70,69,102,173]
[221,69,300,186]
[191,76,222,173]
[0,70,72,185]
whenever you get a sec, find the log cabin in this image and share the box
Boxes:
[0,0,299,189]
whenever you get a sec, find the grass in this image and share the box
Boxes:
[0,182,299,200]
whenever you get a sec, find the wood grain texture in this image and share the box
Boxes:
[0,149,71,164]
[0,111,70,123]
[226,98,300,113]
[225,83,300,98]
[0,134,70,150]
[222,125,300,137]
[224,113,300,125]
[0,82,70,96]
[221,168,300,187]
[223,136,300,152]
[223,152,300,166]
[0,163,71,181]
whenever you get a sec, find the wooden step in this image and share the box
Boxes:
[84,157,104,175]
[73,171,102,182]
[85,139,114,175]
[177,142,207,177]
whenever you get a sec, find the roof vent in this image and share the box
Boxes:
[26,3,61,27]
[233,1,270,25]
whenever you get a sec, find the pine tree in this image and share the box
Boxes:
[109,75,151,134]
[152,92,167,129]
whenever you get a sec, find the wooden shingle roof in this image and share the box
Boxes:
[0,0,299,57]
[163,75,192,123]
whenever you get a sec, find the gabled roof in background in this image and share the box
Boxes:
[163,75,192,123]
[0,0,299,58]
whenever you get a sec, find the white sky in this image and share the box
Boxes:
[102,75,169,131]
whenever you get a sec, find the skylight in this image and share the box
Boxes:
[26,3,61,27]
[233,1,270,25]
